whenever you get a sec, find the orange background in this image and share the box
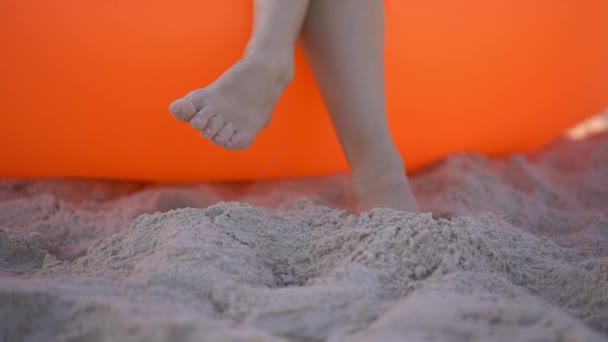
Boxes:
[1,0,607,181]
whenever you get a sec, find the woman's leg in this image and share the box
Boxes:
[170,0,418,213]
[300,0,419,212]
[169,0,309,149]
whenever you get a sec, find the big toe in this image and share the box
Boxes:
[169,99,197,121]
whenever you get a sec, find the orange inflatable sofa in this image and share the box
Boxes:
[1,0,607,181]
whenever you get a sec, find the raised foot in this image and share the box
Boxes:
[169,56,293,150]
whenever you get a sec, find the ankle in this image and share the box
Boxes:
[351,147,406,183]
[242,50,295,86]
[351,151,408,193]
[350,151,420,212]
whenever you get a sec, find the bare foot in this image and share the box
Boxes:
[353,152,420,214]
[169,56,293,150]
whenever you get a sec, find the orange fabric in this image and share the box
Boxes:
[1,0,607,182]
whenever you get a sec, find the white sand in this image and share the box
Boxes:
[1,133,607,342]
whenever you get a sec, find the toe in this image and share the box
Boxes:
[169,99,197,121]
[213,123,234,147]
[169,89,209,121]
[229,131,251,150]
[184,89,208,110]
[203,115,225,139]
[190,107,215,132]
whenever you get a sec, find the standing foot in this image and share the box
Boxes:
[352,151,419,214]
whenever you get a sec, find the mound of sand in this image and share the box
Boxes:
[1,134,607,341]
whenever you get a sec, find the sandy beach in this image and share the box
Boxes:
[1,132,607,341]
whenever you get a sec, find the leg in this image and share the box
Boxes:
[301,0,419,213]
[169,0,309,150]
